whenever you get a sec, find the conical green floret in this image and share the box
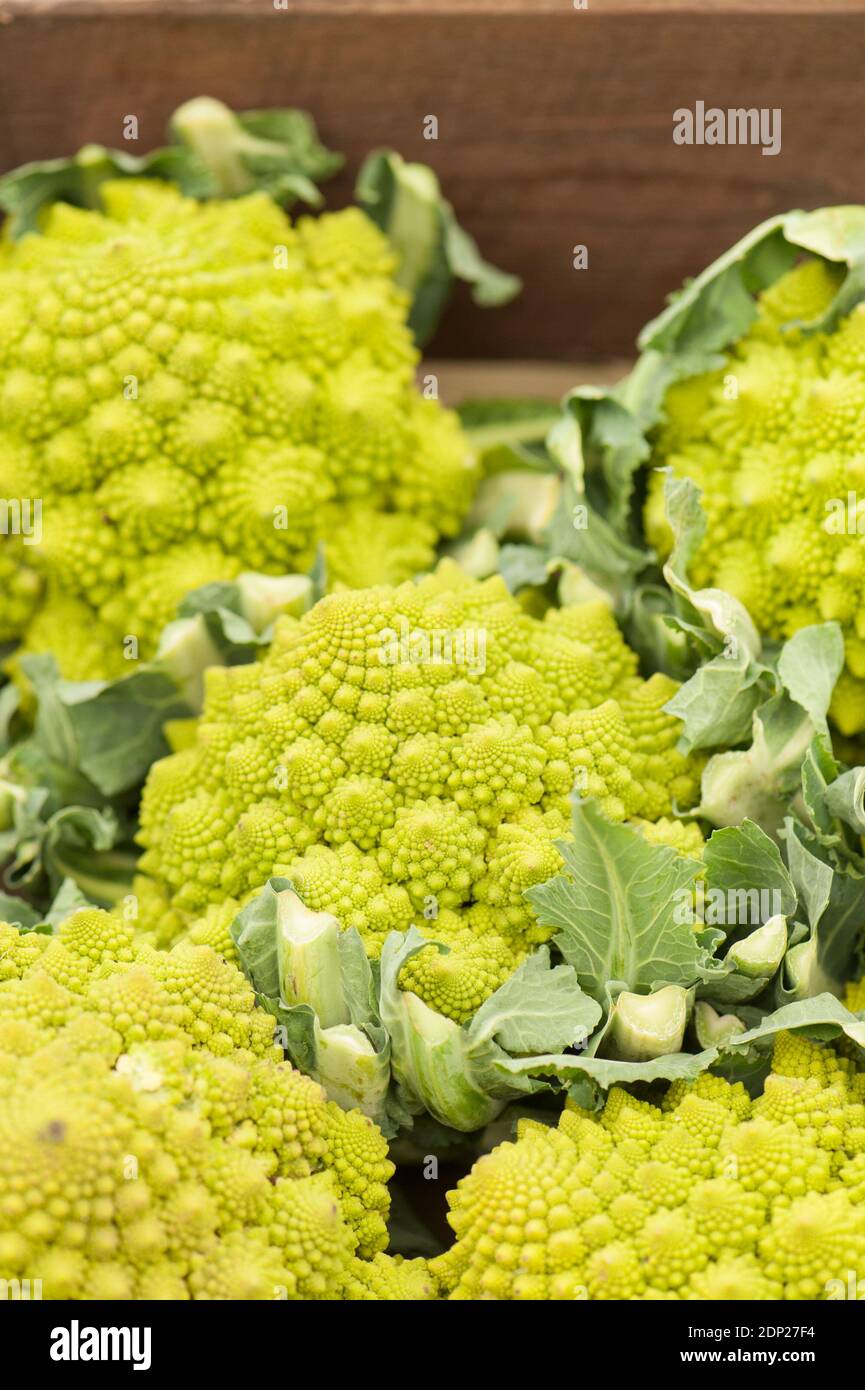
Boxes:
[0,905,402,1300]
[137,562,704,1017]
[0,180,477,678]
[430,1030,865,1300]
[644,256,865,734]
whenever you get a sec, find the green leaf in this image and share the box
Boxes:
[163,573,311,711]
[623,584,695,682]
[701,972,774,1007]
[727,994,865,1052]
[230,876,295,999]
[541,395,655,605]
[783,206,865,264]
[507,1047,719,1095]
[0,144,209,238]
[664,649,765,752]
[545,205,865,671]
[638,214,794,356]
[468,948,601,1054]
[443,214,522,309]
[75,677,186,797]
[42,876,95,926]
[457,398,560,468]
[171,98,343,202]
[255,993,319,1075]
[496,544,551,593]
[357,152,448,346]
[782,821,865,995]
[465,470,561,546]
[781,206,865,332]
[18,653,190,800]
[662,475,762,662]
[697,693,824,834]
[654,476,773,752]
[46,829,137,908]
[356,150,519,345]
[26,661,190,799]
[556,389,652,532]
[571,1047,721,1087]
[537,359,715,611]
[822,766,865,835]
[0,892,40,929]
[379,929,602,1133]
[336,928,387,1046]
[230,880,399,1130]
[0,767,133,908]
[776,623,844,737]
[526,798,722,1001]
[784,822,834,936]
[0,684,21,753]
[542,478,649,603]
[798,736,843,838]
[702,820,797,928]
[19,655,80,773]
[177,581,253,623]
[379,929,509,1131]
[0,98,343,240]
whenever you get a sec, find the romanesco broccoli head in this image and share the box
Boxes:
[136,563,703,1016]
[430,1031,865,1300]
[646,257,865,734]
[0,905,399,1298]
[343,1250,437,1300]
[0,547,40,645]
[0,180,477,678]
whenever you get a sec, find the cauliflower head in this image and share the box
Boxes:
[137,562,703,1024]
[645,257,865,734]
[0,179,476,673]
[0,909,432,1301]
[430,1030,865,1300]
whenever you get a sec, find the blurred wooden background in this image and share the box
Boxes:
[2,0,864,360]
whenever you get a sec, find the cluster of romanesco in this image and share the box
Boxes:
[0,179,476,677]
[135,562,704,1024]
[644,257,865,734]
[0,907,434,1300]
[430,1030,865,1301]
[5,904,865,1302]
[8,151,865,1310]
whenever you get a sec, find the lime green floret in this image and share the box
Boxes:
[0,547,41,647]
[430,1030,865,1301]
[0,909,430,1301]
[137,562,704,1023]
[645,257,865,735]
[0,178,476,676]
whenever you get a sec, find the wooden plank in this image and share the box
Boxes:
[426,358,626,405]
[3,1,861,12]
[1,3,863,359]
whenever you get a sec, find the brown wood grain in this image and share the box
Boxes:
[426,358,626,404]
[3,1,863,12]
[2,4,864,359]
